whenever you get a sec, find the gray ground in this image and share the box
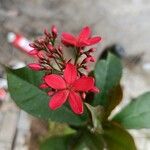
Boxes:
[0,0,150,63]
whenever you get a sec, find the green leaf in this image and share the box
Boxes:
[7,67,88,126]
[40,131,103,150]
[104,84,123,119]
[113,92,150,129]
[93,53,122,107]
[40,134,74,150]
[72,131,103,150]
[103,122,136,150]
[85,103,103,134]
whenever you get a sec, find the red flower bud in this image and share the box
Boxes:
[82,92,86,99]
[39,83,48,89]
[88,48,96,53]
[90,87,100,93]
[58,45,63,52]
[79,49,84,54]
[28,49,38,55]
[86,55,96,62]
[51,25,57,38]
[47,91,55,96]
[44,65,52,70]
[28,63,42,71]
[47,44,54,51]
[46,53,53,58]
[37,51,45,59]
[44,28,51,37]
[82,57,91,63]
[89,56,96,62]
[37,36,45,44]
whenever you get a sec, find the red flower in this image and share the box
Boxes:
[61,26,102,47]
[44,63,99,114]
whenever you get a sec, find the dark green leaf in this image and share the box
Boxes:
[93,53,122,107]
[72,131,103,150]
[113,92,150,129]
[104,84,123,119]
[103,122,136,150]
[7,67,88,126]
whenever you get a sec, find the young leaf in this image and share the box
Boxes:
[7,67,88,126]
[85,103,103,134]
[103,122,137,150]
[93,53,122,108]
[113,92,150,129]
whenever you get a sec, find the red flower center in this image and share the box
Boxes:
[66,83,74,91]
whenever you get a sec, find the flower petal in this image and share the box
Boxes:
[77,40,90,47]
[78,26,91,40]
[44,74,66,89]
[61,32,77,46]
[68,91,83,114]
[73,76,94,92]
[49,90,69,110]
[87,36,102,46]
[64,63,77,84]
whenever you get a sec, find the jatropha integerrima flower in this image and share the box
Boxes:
[28,25,102,114]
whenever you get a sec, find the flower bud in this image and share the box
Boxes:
[88,48,96,53]
[47,44,54,51]
[79,49,84,54]
[51,25,58,38]
[48,91,55,96]
[89,56,96,62]
[39,83,48,89]
[37,36,45,44]
[82,57,91,64]
[44,65,52,70]
[37,51,45,59]
[28,49,38,55]
[44,28,51,37]
[86,55,96,62]
[90,87,100,93]
[46,53,53,58]
[0,88,7,100]
[58,45,63,52]
[28,63,42,71]
[82,92,86,99]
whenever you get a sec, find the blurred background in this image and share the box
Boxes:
[0,0,150,149]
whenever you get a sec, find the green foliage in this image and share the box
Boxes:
[113,92,150,129]
[40,122,136,150]
[7,52,149,149]
[93,53,122,107]
[7,67,88,126]
[73,122,136,150]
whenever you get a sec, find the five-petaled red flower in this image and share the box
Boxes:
[44,63,99,114]
[61,26,102,47]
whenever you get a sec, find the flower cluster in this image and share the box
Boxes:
[28,26,102,114]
